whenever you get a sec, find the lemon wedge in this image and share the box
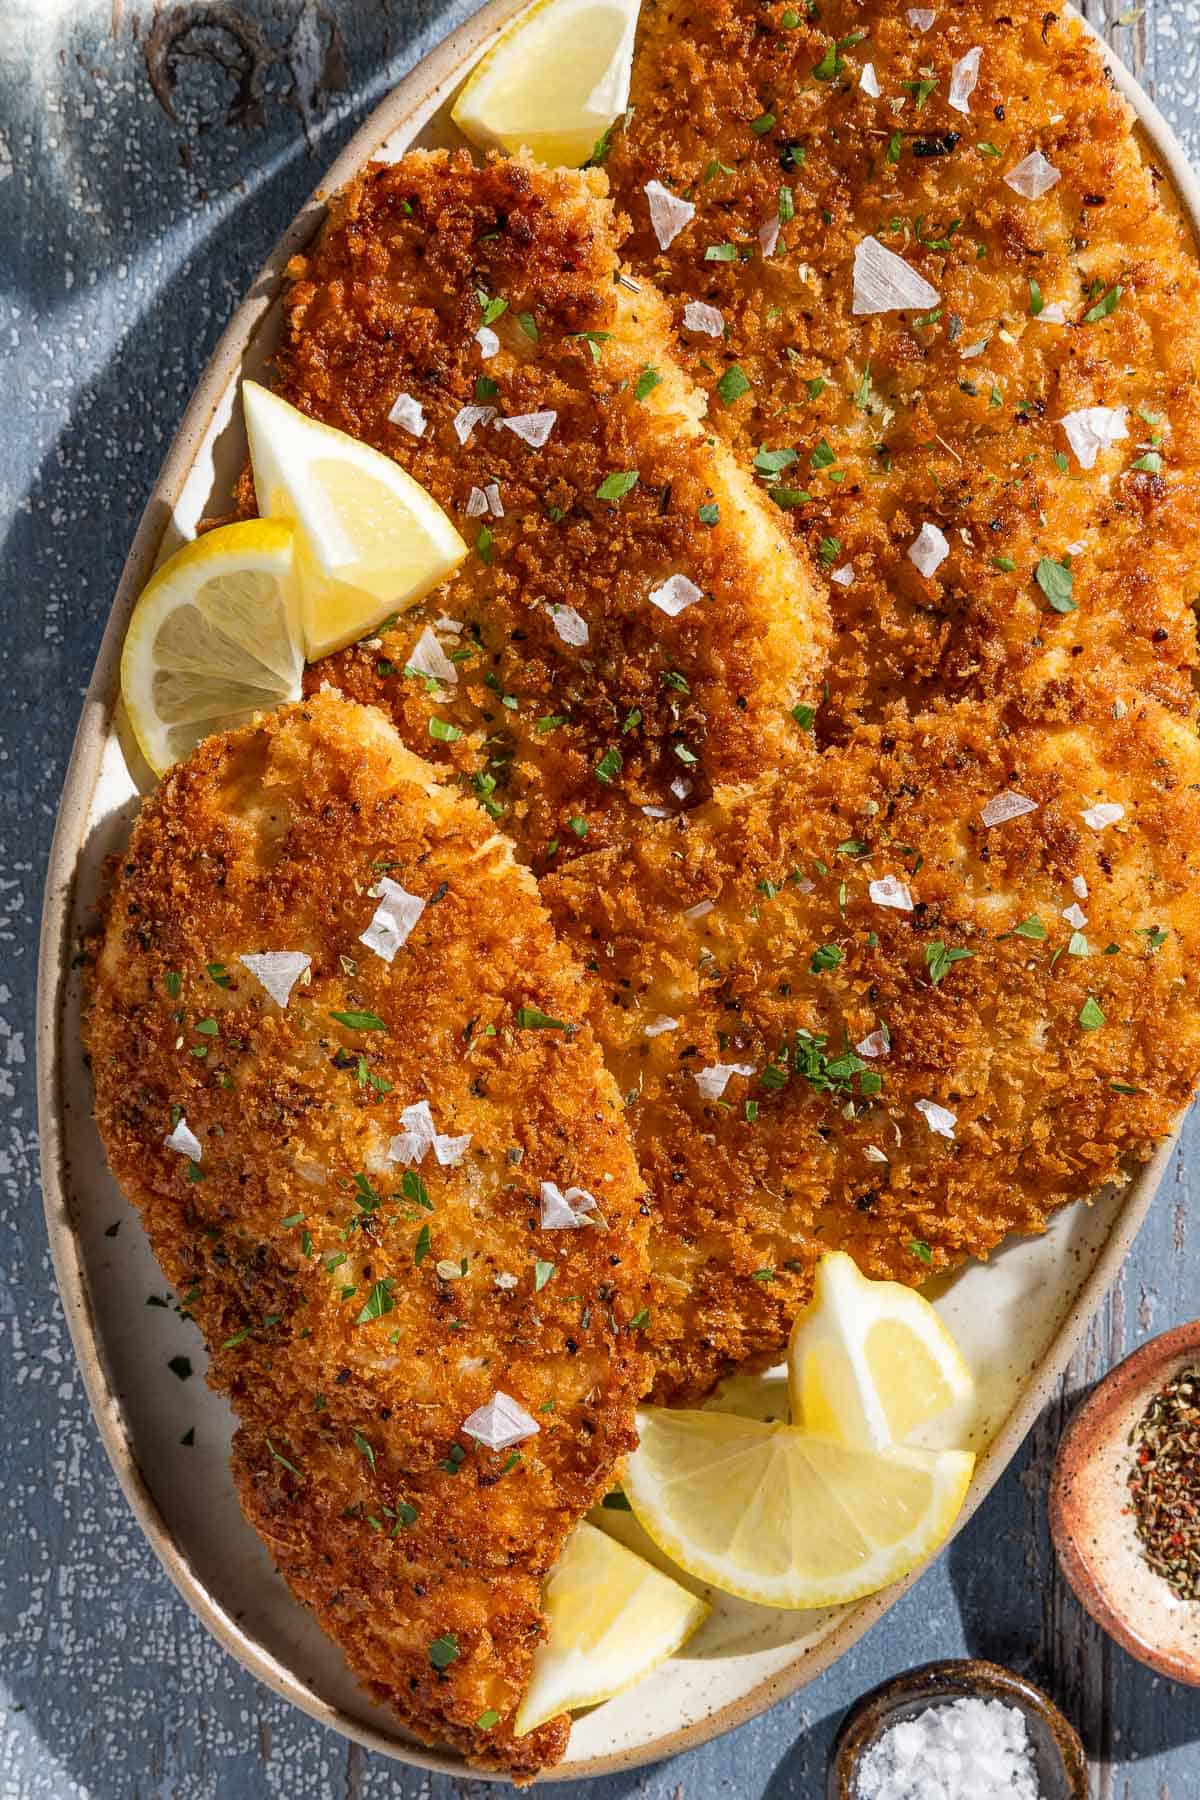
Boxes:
[788,1251,975,1451]
[242,381,466,661]
[120,518,303,776]
[451,0,641,169]
[623,1408,974,1610]
[514,1521,709,1736]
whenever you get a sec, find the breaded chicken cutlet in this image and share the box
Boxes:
[245,124,1200,1405]
[87,691,650,1780]
[606,0,1200,737]
[244,149,827,869]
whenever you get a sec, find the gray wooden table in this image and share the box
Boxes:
[4,2,1200,1794]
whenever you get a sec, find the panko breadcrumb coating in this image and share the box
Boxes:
[245,148,827,869]
[87,691,650,1780]
[605,0,1200,738]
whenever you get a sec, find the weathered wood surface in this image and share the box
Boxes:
[3,1,1200,1794]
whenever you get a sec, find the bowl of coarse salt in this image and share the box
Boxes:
[826,1658,1087,1800]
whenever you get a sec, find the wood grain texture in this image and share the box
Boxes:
[4,1,1200,1794]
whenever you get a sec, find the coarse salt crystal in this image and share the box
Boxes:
[948,46,982,113]
[864,1144,890,1163]
[915,1098,957,1138]
[907,7,935,26]
[1038,300,1069,323]
[495,1272,519,1291]
[239,951,311,1008]
[649,573,703,617]
[1062,902,1088,929]
[435,615,463,634]
[461,1392,539,1451]
[869,875,914,911]
[831,563,854,586]
[644,1014,680,1037]
[498,409,557,448]
[1073,874,1089,898]
[485,481,504,518]
[855,1695,1039,1800]
[406,624,458,685]
[547,603,589,647]
[860,61,881,96]
[908,521,950,577]
[1004,149,1061,199]
[387,392,426,437]
[1059,404,1129,470]
[1082,801,1125,829]
[852,235,940,316]
[694,1061,755,1100]
[539,1181,598,1229]
[759,214,782,258]
[959,338,989,359]
[670,776,692,802]
[454,404,496,444]
[683,300,725,336]
[387,1100,471,1169]
[360,877,426,963]
[165,1117,202,1160]
[980,790,1037,828]
[684,899,714,920]
[644,178,695,250]
[856,1030,890,1059]
[475,325,500,358]
[465,486,489,518]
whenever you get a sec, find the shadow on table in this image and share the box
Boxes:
[946,1382,1200,1768]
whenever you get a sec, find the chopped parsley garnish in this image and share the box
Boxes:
[595,746,623,783]
[534,1259,556,1292]
[926,942,975,985]
[792,703,817,730]
[353,1431,376,1472]
[1079,996,1106,1031]
[267,1438,302,1478]
[569,816,589,837]
[809,944,843,973]
[751,111,776,134]
[356,1279,395,1325]
[164,971,182,1000]
[401,1169,431,1209]
[717,364,752,406]
[515,1006,569,1030]
[628,1307,651,1329]
[477,290,507,326]
[330,1009,388,1032]
[1035,556,1076,613]
[706,242,739,262]
[812,41,843,80]
[909,1240,933,1264]
[698,502,720,525]
[1029,278,1045,317]
[810,438,836,470]
[429,1633,459,1670]
[596,469,640,502]
[429,717,462,743]
[194,1017,218,1037]
[779,185,795,223]
[635,366,661,402]
[517,310,539,341]
[1011,915,1048,940]
[206,963,230,988]
[475,525,494,566]
[414,1224,432,1265]
[477,1708,501,1730]
[222,1326,251,1349]
[1083,284,1122,323]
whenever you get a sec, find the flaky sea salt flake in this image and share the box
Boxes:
[1082,801,1125,829]
[948,46,982,113]
[540,1182,598,1229]
[759,214,782,258]
[915,1098,957,1138]
[694,1062,756,1100]
[1004,149,1061,199]
[644,179,695,250]
[239,951,311,1008]
[907,7,936,27]
[548,603,589,647]
[649,573,703,617]
[465,486,489,518]
[462,1391,539,1451]
[683,300,725,336]
[454,404,496,444]
[387,1101,471,1168]
[908,521,950,577]
[1063,903,1088,929]
[869,876,914,911]
[860,61,881,96]
[164,1117,202,1160]
[475,325,500,358]
[831,563,854,586]
[485,481,504,518]
[1059,405,1129,470]
[856,1030,890,1059]
[360,878,426,964]
[407,625,458,685]
[387,392,426,437]
[852,235,940,316]
[498,409,557,448]
[644,1014,680,1037]
[980,790,1038,828]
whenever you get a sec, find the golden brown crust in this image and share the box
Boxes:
[87,691,650,1779]
[606,0,1200,736]
[251,149,826,868]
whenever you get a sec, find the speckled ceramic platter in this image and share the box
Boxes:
[36,0,1200,1782]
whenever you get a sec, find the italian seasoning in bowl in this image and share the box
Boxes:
[1051,1321,1200,1684]
[1127,1364,1200,1596]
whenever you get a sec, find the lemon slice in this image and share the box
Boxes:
[515,1521,709,1736]
[120,519,303,776]
[451,0,642,168]
[788,1251,975,1451]
[623,1408,974,1610]
[242,381,466,660]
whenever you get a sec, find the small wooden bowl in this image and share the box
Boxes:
[1051,1319,1200,1684]
[827,1658,1087,1798]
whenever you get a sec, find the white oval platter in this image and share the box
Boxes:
[36,0,1200,1782]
